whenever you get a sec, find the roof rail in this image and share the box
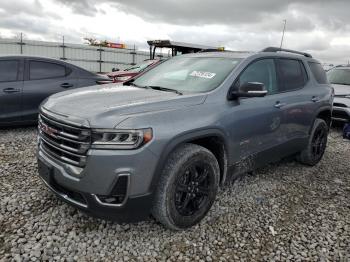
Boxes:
[262,47,312,58]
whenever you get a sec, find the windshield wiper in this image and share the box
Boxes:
[331,82,350,86]
[124,81,146,88]
[145,85,183,95]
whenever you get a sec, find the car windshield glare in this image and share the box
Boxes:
[133,56,241,93]
[125,60,154,73]
[327,68,350,86]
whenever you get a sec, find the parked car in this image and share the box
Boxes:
[37,47,333,230]
[326,65,350,122]
[0,55,111,126]
[107,59,161,83]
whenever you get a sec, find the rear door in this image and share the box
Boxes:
[22,59,77,122]
[274,58,313,149]
[0,58,24,124]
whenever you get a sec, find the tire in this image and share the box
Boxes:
[297,118,328,166]
[152,143,220,230]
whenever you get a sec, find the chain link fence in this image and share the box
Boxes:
[0,36,166,73]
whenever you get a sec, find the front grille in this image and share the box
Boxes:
[332,110,350,121]
[38,113,91,167]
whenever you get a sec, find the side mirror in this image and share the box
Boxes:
[112,67,120,72]
[228,82,268,100]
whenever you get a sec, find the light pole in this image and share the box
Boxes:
[280,19,287,49]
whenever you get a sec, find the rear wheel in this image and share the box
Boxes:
[297,118,328,166]
[152,143,220,230]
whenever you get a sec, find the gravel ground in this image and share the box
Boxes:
[0,126,349,261]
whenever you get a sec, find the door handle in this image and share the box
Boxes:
[274,101,287,108]
[3,88,20,93]
[311,96,319,102]
[60,83,73,88]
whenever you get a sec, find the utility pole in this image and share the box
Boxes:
[280,19,287,49]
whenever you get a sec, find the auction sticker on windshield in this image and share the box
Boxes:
[190,71,216,79]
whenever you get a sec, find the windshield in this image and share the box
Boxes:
[133,56,241,93]
[124,60,155,73]
[327,68,350,86]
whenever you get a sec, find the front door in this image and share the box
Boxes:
[228,58,284,167]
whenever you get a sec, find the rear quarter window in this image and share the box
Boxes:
[308,62,328,84]
[29,61,66,80]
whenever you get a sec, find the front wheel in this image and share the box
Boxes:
[297,118,328,166]
[152,143,220,230]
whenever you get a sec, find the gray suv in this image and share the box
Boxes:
[326,65,350,122]
[37,47,333,230]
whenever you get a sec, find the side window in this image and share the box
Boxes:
[308,62,328,84]
[0,60,18,82]
[278,59,306,91]
[238,59,278,94]
[29,61,66,80]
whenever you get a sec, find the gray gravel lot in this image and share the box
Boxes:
[0,127,349,261]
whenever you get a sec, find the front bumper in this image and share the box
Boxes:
[332,98,350,122]
[37,140,158,222]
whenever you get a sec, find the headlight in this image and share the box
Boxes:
[91,128,153,149]
[115,76,132,82]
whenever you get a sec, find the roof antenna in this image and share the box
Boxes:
[280,19,287,49]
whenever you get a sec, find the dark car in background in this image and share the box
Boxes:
[0,56,110,126]
[107,59,161,83]
[327,65,350,122]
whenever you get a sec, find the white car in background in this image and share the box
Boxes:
[327,65,350,122]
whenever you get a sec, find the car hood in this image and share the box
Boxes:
[332,84,350,96]
[42,84,206,128]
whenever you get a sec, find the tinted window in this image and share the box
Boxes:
[309,62,328,84]
[0,60,18,82]
[326,68,349,85]
[30,61,66,80]
[278,59,306,91]
[238,59,278,94]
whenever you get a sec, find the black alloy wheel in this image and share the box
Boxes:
[174,162,213,216]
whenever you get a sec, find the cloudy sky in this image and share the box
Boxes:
[0,0,350,64]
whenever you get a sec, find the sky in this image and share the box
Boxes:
[0,0,350,64]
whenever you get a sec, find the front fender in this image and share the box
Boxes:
[148,127,230,192]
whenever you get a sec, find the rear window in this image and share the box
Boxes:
[0,60,18,82]
[30,61,66,80]
[308,62,328,84]
[278,59,307,91]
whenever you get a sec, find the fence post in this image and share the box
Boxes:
[97,45,103,73]
[130,44,136,65]
[60,36,66,60]
[17,32,25,54]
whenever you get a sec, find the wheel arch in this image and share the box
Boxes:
[150,128,230,193]
[312,106,332,133]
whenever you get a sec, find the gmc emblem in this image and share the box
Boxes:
[40,122,58,138]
